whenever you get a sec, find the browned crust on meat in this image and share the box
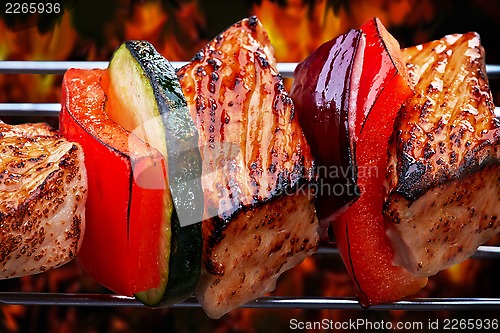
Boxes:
[386,32,500,202]
[177,17,318,317]
[177,17,316,253]
[0,122,87,279]
[197,191,318,318]
[383,33,500,277]
[384,161,500,277]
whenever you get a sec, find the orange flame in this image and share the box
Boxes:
[124,1,167,46]
[251,0,413,62]
[0,13,76,61]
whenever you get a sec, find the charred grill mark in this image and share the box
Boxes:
[419,99,433,117]
[206,255,225,276]
[394,143,499,201]
[207,58,221,71]
[423,143,436,159]
[450,151,458,164]
[256,52,270,68]
[178,17,314,221]
[192,51,204,62]
[388,32,500,202]
[247,15,258,30]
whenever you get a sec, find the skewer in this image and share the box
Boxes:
[0,61,499,311]
[1,292,500,310]
[316,244,500,259]
[0,103,61,116]
[1,103,499,118]
[0,61,499,79]
[1,62,499,117]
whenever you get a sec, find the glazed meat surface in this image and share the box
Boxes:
[384,33,500,277]
[177,17,319,318]
[0,122,87,279]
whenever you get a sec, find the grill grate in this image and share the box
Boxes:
[1,293,500,310]
[0,61,499,310]
[1,61,500,118]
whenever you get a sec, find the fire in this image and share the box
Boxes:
[157,2,207,61]
[0,13,77,103]
[251,0,351,62]
[0,0,430,103]
[251,0,413,62]
[0,12,76,61]
[252,0,317,62]
[124,1,207,61]
[124,1,168,42]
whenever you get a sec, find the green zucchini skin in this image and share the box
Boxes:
[118,40,203,306]
[162,210,202,305]
[124,40,204,228]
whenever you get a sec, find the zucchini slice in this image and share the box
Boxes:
[107,40,203,306]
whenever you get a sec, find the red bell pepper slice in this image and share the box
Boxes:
[60,68,170,296]
[332,18,427,306]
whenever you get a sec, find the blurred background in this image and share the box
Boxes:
[0,0,499,332]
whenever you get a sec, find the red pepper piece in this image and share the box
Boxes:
[291,29,365,223]
[60,68,168,296]
[332,18,427,306]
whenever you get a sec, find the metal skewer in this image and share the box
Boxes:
[0,61,499,79]
[1,62,499,117]
[0,61,499,311]
[1,293,500,310]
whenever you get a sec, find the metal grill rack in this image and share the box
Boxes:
[0,61,499,310]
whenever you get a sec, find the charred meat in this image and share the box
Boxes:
[384,32,500,277]
[177,16,319,318]
[0,122,87,279]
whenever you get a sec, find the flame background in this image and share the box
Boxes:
[0,0,500,332]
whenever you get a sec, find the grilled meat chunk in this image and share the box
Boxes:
[177,16,319,318]
[0,122,87,279]
[384,33,500,278]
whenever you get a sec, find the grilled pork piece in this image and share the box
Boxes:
[0,122,87,279]
[384,32,500,278]
[177,16,319,318]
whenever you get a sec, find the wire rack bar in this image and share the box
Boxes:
[316,245,500,259]
[0,61,302,78]
[0,61,109,74]
[1,61,500,79]
[0,103,61,116]
[1,293,500,310]
[1,103,500,118]
[0,61,269,75]
[1,61,499,117]
[1,61,500,311]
